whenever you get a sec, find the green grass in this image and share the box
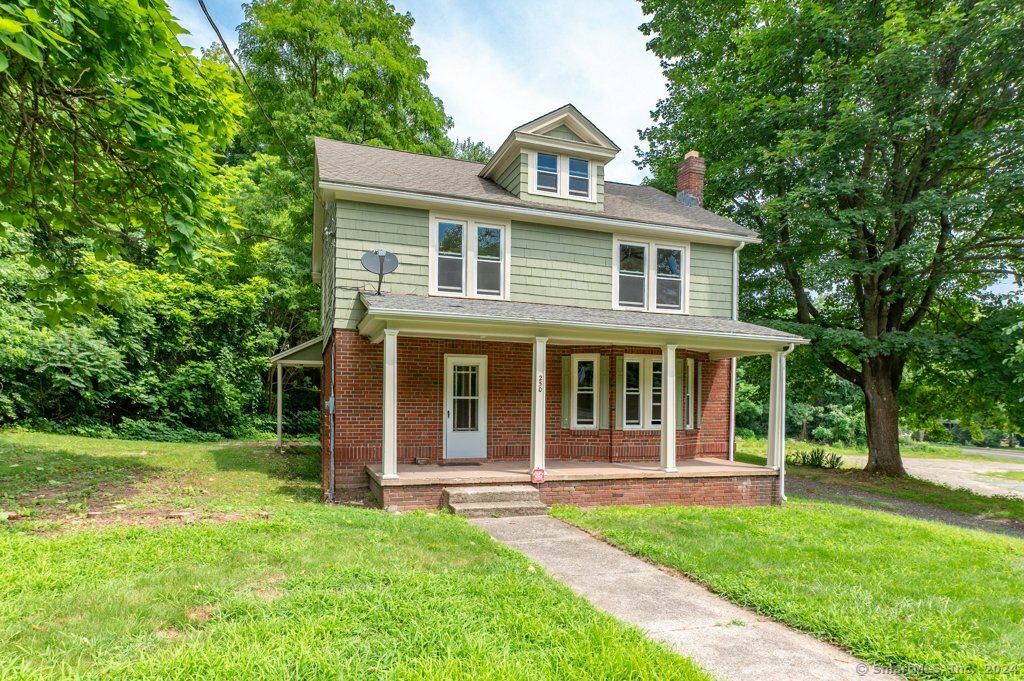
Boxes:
[553,502,1024,681]
[0,431,709,680]
[986,470,1024,482]
[735,440,1024,524]
[736,436,1002,462]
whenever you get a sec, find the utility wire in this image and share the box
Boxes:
[196,0,300,173]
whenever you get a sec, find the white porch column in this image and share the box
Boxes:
[275,363,283,449]
[382,329,399,480]
[766,349,789,498]
[530,337,547,473]
[661,344,678,472]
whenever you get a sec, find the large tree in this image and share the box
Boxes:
[639,0,1024,474]
[0,0,242,319]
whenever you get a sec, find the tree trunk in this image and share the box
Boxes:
[862,356,906,475]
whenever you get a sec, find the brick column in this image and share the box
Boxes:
[531,337,547,473]
[661,344,678,472]
[382,329,399,480]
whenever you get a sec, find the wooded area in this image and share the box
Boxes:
[1,0,1021,472]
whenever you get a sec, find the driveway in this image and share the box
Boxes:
[843,455,1024,499]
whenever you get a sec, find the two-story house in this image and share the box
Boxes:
[275,105,806,512]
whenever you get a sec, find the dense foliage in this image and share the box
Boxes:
[640,0,1024,471]
[0,0,452,439]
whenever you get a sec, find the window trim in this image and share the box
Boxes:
[612,237,690,314]
[570,353,601,430]
[429,212,511,300]
[535,152,559,194]
[527,151,597,202]
[620,355,665,431]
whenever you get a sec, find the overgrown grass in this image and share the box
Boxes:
[986,471,1024,482]
[553,502,1024,681]
[736,443,1024,524]
[0,431,709,680]
[736,436,990,462]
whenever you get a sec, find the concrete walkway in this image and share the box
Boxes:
[474,515,871,681]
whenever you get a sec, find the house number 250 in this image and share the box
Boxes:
[537,375,544,392]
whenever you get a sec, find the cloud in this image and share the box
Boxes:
[396,0,666,184]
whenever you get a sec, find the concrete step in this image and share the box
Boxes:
[443,484,540,505]
[447,499,549,518]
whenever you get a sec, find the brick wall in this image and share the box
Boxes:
[371,474,778,512]
[323,329,734,496]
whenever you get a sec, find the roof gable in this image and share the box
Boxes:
[514,104,620,152]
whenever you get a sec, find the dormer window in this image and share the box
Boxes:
[569,158,590,197]
[536,153,559,192]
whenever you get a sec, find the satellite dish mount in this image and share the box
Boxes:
[360,248,400,295]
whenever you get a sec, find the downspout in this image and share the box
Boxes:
[777,342,796,501]
[728,243,745,461]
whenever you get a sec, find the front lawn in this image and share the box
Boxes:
[0,432,709,680]
[736,446,1024,524]
[553,501,1024,681]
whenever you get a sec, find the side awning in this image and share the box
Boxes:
[270,336,324,367]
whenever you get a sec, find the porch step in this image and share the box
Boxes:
[443,485,548,518]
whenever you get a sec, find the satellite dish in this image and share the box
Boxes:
[360,248,400,295]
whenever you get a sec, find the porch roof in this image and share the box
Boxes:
[357,293,807,358]
[269,336,324,367]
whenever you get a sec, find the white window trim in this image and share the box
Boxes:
[612,237,690,314]
[429,211,511,300]
[570,353,601,430]
[527,151,597,202]
[620,355,666,431]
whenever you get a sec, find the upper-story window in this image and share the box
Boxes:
[529,152,595,201]
[430,213,510,300]
[536,153,559,193]
[613,238,688,313]
[568,158,590,197]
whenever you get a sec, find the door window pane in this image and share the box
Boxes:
[537,153,558,192]
[569,158,589,196]
[437,222,464,292]
[476,226,502,296]
[452,365,479,432]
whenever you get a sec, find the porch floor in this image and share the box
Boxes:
[366,457,776,487]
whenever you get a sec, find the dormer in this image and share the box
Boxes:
[480,104,620,211]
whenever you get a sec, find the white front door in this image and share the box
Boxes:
[444,355,487,459]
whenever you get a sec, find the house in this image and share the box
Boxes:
[273,104,806,511]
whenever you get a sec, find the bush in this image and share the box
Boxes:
[811,426,834,443]
[787,447,844,469]
[735,427,757,439]
[115,418,220,443]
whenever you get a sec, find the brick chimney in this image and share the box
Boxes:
[676,150,705,207]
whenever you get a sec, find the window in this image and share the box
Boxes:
[614,238,688,313]
[436,221,465,293]
[430,214,509,299]
[621,356,666,430]
[618,243,647,308]
[571,354,600,428]
[536,153,558,193]
[656,248,683,310]
[685,357,695,429]
[568,158,590,197]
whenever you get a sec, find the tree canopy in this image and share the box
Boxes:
[640,0,1024,473]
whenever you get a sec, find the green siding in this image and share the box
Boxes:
[496,156,522,196]
[519,163,605,211]
[543,124,584,142]
[334,201,430,329]
[689,243,734,318]
[510,221,612,307]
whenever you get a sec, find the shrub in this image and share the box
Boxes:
[115,418,220,443]
[735,427,757,439]
[811,426,834,443]
[787,447,844,469]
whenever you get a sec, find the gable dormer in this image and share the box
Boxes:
[480,104,619,211]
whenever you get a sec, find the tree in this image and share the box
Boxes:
[0,0,242,319]
[235,0,452,162]
[453,138,493,162]
[639,0,1024,474]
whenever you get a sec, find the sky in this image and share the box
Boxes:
[165,0,666,184]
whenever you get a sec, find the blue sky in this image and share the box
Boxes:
[166,0,665,184]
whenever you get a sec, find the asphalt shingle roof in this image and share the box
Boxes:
[360,293,804,343]
[315,138,758,240]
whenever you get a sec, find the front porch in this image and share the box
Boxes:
[366,458,779,511]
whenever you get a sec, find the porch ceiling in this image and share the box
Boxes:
[357,293,806,358]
